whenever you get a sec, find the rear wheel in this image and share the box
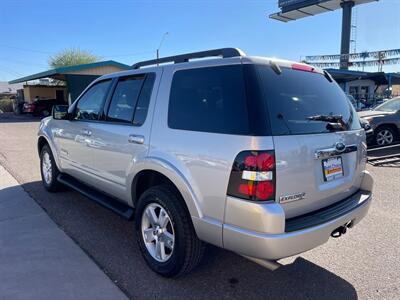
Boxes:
[40,144,62,192]
[135,185,204,277]
[375,126,397,146]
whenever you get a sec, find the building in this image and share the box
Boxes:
[325,68,389,101]
[9,60,130,104]
[0,82,23,99]
[386,73,400,97]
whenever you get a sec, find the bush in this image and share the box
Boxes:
[0,98,14,113]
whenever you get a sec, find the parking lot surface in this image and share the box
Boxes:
[0,116,399,299]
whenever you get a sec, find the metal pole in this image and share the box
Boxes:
[340,1,354,70]
[156,32,169,61]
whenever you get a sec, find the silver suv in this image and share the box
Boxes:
[38,48,373,277]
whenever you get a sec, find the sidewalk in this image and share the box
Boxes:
[0,165,128,300]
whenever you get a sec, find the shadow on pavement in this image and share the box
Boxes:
[18,180,357,300]
[0,113,41,123]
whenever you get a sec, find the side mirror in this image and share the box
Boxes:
[52,105,69,120]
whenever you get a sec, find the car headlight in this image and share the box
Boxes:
[360,118,371,130]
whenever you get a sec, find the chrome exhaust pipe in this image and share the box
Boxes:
[331,221,353,238]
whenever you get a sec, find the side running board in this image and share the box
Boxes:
[57,173,134,220]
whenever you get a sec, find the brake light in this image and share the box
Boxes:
[292,63,316,73]
[227,151,276,201]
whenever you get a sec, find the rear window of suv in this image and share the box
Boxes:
[254,65,361,135]
[168,63,360,136]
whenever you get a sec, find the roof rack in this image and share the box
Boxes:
[132,48,245,69]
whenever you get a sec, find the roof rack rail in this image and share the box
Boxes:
[132,47,245,69]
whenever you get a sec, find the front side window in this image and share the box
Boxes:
[107,76,144,123]
[74,80,111,121]
[168,65,251,135]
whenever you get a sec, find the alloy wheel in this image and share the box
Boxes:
[376,129,394,146]
[42,152,53,184]
[141,203,175,262]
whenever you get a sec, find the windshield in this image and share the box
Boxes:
[253,65,361,135]
[375,98,400,112]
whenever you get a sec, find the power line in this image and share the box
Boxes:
[0,45,53,54]
[0,65,26,77]
[0,44,155,59]
[102,50,155,58]
[0,58,48,68]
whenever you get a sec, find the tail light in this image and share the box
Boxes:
[23,103,35,112]
[292,63,316,73]
[227,150,276,201]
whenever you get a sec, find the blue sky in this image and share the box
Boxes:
[0,0,399,81]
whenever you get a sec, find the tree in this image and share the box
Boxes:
[48,48,101,68]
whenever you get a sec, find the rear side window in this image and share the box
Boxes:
[168,65,251,135]
[255,66,361,135]
[107,76,144,123]
[133,73,156,126]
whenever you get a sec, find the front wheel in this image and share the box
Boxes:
[40,144,62,192]
[135,185,205,277]
[375,126,397,146]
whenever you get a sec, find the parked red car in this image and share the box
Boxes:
[23,99,66,117]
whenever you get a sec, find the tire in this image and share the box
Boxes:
[374,126,397,146]
[135,185,205,278]
[40,144,63,192]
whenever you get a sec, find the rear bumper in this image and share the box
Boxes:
[223,172,373,260]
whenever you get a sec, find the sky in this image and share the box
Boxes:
[0,0,399,82]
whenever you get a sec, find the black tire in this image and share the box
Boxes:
[135,185,205,278]
[374,125,398,146]
[40,144,63,192]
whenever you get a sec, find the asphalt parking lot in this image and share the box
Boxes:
[0,115,399,300]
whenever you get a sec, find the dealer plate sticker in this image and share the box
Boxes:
[322,157,344,182]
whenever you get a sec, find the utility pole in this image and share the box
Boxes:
[340,1,354,70]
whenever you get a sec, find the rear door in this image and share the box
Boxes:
[254,65,366,218]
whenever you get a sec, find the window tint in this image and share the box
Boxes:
[133,73,156,126]
[376,98,400,112]
[168,65,250,135]
[107,76,144,123]
[75,80,111,121]
[255,65,361,135]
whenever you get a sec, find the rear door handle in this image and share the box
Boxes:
[81,129,92,136]
[128,134,145,144]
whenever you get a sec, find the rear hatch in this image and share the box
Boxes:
[249,62,366,218]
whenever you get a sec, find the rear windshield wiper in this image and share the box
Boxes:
[306,114,343,122]
[307,114,345,132]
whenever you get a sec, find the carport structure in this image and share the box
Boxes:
[325,68,388,101]
[9,61,130,104]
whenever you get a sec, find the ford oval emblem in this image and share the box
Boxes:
[335,142,346,152]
